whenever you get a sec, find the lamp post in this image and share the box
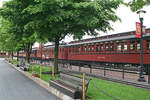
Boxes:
[137,10,146,82]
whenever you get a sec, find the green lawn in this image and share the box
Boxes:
[10,59,150,100]
[12,59,19,64]
[29,64,59,82]
[78,75,150,100]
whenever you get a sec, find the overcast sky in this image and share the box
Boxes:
[0,0,150,46]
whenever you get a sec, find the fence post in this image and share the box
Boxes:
[122,65,124,80]
[148,66,150,84]
[40,64,42,79]
[52,66,54,80]
[32,64,33,74]
[79,66,81,72]
[104,66,106,76]
[83,73,85,100]
[148,75,150,84]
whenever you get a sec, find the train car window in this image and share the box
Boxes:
[92,46,94,52]
[110,44,114,51]
[123,44,127,51]
[105,44,109,51]
[147,42,150,50]
[81,46,84,52]
[130,43,135,51]
[78,47,80,52]
[88,46,91,52]
[69,47,71,53]
[100,45,104,51]
[137,43,140,50]
[96,45,99,52]
[72,47,74,53]
[117,44,121,51]
[84,46,87,52]
[75,47,77,52]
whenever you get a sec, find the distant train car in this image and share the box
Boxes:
[36,44,68,61]
[0,51,6,57]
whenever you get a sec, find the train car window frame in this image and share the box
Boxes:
[130,42,135,51]
[105,44,109,51]
[123,44,127,51]
[110,44,114,51]
[78,46,80,53]
[96,45,100,52]
[146,40,150,50]
[91,45,94,52]
[69,47,71,53]
[72,46,74,53]
[117,44,121,51]
[81,46,84,52]
[100,44,104,52]
[84,46,87,52]
[137,43,140,51]
[88,45,91,52]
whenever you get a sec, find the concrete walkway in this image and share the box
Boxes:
[0,59,60,100]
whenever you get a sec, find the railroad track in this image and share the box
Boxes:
[62,69,150,90]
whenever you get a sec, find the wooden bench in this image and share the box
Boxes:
[19,62,30,71]
[17,60,24,67]
[49,72,91,99]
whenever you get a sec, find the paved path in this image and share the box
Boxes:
[0,59,60,100]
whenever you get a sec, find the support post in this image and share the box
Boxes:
[52,66,54,80]
[79,66,81,72]
[148,66,150,84]
[148,75,150,84]
[40,64,42,79]
[122,65,124,80]
[104,66,106,76]
[83,73,85,100]
[32,64,33,74]
[138,17,146,82]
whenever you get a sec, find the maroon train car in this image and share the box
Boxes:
[67,28,150,66]
[23,28,150,70]
[37,44,68,60]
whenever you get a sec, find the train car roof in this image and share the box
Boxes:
[42,43,68,49]
[68,28,150,46]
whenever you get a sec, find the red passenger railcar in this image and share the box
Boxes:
[21,28,150,71]
[38,44,68,60]
[67,28,150,66]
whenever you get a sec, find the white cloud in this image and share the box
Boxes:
[63,5,150,42]
[0,0,9,7]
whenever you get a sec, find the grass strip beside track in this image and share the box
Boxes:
[74,74,150,100]
[28,64,59,81]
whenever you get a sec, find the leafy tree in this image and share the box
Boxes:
[0,19,22,60]
[24,0,122,72]
[128,0,150,11]
[0,0,36,63]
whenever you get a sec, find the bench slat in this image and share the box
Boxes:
[49,72,91,99]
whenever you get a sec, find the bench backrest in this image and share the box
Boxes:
[59,72,91,92]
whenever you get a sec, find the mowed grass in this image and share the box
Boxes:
[10,59,150,100]
[29,64,59,82]
[83,76,150,100]
[12,59,19,64]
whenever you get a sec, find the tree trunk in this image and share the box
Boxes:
[25,43,33,64]
[11,52,13,60]
[40,44,43,64]
[17,51,19,61]
[54,38,59,73]
[26,51,30,63]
